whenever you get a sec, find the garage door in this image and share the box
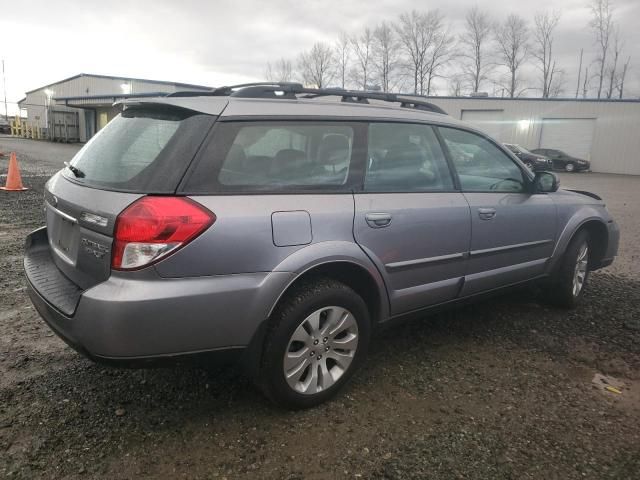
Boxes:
[461,110,504,141]
[539,118,596,160]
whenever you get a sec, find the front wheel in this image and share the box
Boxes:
[546,230,591,308]
[258,278,371,409]
[565,162,576,172]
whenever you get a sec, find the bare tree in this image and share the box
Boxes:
[547,70,565,97]
[372,21,399,92]
[575,48,584,98]
[589,0,615,99]
[350,27,374,89]
[459,6,494,94]
[298,42,334,88]
[617,56,631,98]
[395,10,431,95]
[533,11,561,98]
[265,58,293,83]
[606,26,622,98]
[448,74,464,96]
[495,14,529,97]
[424,11,456,96]
[334,32,350,89]
[582,65,592,98]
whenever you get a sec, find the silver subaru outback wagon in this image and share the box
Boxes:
[24,83,619,408]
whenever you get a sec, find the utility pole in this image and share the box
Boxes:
[2,59,7,121]
[575,49,583,99]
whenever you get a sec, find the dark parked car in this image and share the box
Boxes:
[24,83,619,408]
[503,144,553,172]
[531,148,591,172]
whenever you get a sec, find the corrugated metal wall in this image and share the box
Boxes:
[427,98,640,175]
[20,75,210,142]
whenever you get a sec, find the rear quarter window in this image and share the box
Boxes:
[63,107,216,193]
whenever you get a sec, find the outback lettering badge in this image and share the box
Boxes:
[81,238,109,259]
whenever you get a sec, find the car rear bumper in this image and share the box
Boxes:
[24,227,294,364]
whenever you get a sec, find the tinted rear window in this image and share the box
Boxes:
[63,107,215,193]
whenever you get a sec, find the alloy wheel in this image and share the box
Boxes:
[565,163,575,172]
[572,242,589,297]
[283,306,358,395]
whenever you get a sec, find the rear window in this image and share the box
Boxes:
[62,107,215,193]
[184,122,361,193]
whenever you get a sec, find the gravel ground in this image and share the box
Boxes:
[1,139,639,479]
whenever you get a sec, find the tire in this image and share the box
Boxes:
[565,162,576,172]
[546,230,591,308]
[258,277,371,409]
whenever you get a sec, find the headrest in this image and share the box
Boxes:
[272,149,306,173]
[379,143,426,170]
[317,134,350,166]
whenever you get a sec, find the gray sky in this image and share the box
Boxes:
[1,0,639,115]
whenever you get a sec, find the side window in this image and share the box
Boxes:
[365,123,454,192]
[214,123,354,188]
[438,127,525,192]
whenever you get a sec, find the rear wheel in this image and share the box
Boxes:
[546,230,590,308]
[565,162,576,172]
[259,278,370,409]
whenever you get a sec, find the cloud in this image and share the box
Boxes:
[1,0,638,115]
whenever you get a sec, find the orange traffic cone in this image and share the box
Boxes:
[1,152,28,191]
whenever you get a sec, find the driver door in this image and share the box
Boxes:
[438,127,557,296]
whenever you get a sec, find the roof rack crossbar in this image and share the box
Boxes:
[165,82,447,114]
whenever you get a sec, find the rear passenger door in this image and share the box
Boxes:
[437,127,557,296]
[174,121,363,277]
[353,122,470,315]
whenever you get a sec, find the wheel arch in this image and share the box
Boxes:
[241,246,390,378]
[549,216,609,274]
[268,260,388,326]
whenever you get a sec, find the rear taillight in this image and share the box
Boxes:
[112,197,215,271]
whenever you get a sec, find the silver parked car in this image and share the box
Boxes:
[25,83,619,408]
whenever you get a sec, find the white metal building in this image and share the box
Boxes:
[426,97,640,175]
[17,73,211,142]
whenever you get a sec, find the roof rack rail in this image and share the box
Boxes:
[165,82,447,115]
[165,82,304,98]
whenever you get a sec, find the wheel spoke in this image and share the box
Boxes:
[284,347,309,371]
[304,310,322,334]
[290,324,311,345]
[303,363,320,394]
[326,350,353,371]
[328,312,356,338]
[285,357,310,384]
[320,307,344,336]
[331,333,358,352]
[318,359,333,391]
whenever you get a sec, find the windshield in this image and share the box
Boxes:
[63,107,214,193]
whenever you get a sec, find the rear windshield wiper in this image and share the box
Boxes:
[64,162,85,178]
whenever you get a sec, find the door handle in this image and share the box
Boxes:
[478,208,496,220]
[365,212,392,228]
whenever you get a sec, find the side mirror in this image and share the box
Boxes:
[533,171,560,193]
